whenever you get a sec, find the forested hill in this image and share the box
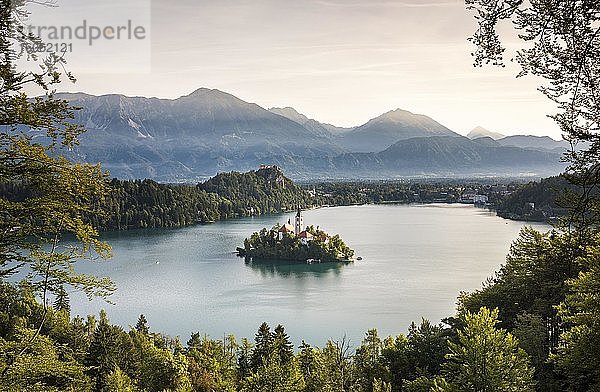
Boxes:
[199,166,309,215]
[496,175,573,221]
[87,166,314,231]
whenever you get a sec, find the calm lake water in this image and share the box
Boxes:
[71,204,548,346]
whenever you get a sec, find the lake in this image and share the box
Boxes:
[71,204,549,347]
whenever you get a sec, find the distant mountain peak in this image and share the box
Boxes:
[365,108,450,128]
[338,108,459,152]
[187,87,218,95]
[271,106,301,115]
[269,107,310,124]
[467,126,506,140]
[183,87,235,99]
[379,108,416,119]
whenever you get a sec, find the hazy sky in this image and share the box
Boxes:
[26,0,562,138]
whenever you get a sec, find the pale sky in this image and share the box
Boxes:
[25,0,562,139]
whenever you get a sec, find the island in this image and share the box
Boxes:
[237,207,355,262]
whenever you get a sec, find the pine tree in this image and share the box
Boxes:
[354,329,389,392]
[272,324,294,366]
[251,322,273,370]
[53,285,70,313]
[135,314,150,334]
[86,310,133,391]
[237,337,254,381]
[187,331,202,350]
[434,307,535,392]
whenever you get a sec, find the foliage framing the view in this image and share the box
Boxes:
[0,0,114,381]
[465,0,600,390]
[466,0,600,239]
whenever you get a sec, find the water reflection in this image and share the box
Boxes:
[244,258,351,278]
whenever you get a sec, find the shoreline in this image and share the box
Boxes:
[97,201,544,236]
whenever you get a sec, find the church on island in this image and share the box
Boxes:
[278,206,314,244]
[237,205,354,262]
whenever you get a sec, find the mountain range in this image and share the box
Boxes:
[467,126,570,152]
[49,88,566,180]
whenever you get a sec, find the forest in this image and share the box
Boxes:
[90,177,521,231]
[0,167,315,231]
[0,170,529,232]
[0,280,539,392]
[94,167,315,231]
[305,180,517,207]
[496,175,573,222]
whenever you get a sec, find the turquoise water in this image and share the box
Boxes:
[71,204,548,346]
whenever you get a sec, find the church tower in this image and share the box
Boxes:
[294,205,304,235]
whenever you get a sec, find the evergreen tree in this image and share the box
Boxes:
[130,329,191,392]
[405,319,449,380]
[460,228,580,348]
[272,324,294,366]
[434,307,535,392]
[237,337,254,381]
[298,341,327,392]
[135,314,149,335]
[554,242,600,391]
[250,322,273,371]
[240,351,304,392]
[354,329,389,392]
[381,334,410,391]
[187,331,202,351]
[53,285,70,313]
[104,367,135,392]
[86,310,134,391]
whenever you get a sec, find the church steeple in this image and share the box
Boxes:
[294,205,303,235]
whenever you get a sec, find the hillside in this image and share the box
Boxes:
[496,135,570,151]
[496,175,573,221]
[329,136,564,177]
[83,166,313,230]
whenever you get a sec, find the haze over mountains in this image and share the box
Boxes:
[337,109,460,153]
[52,88,566,181]
[467,126,505,140]
[466,126,570,152]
